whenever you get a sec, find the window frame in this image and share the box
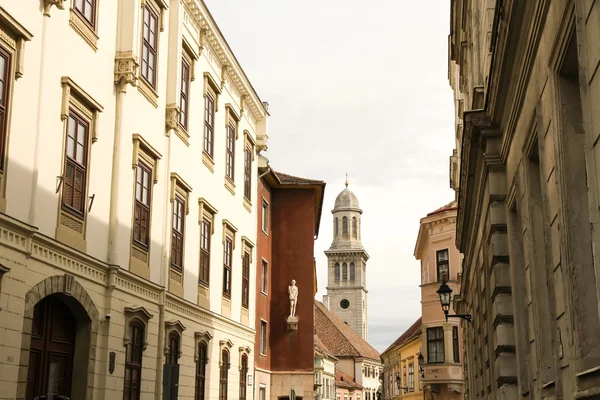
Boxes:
[239,354,248,400]
[73,0,97,30]
[334,263,340,281]
[342,216,348,236]
[223,237,233,298]
[203,92,215,158]
[259,320,267,355]
[170,195,185,271]
[123,319,145,400]
[195,341,208,400]
[436,249,450,282]
[179,54,191,130]
[244,146,252,200]
[349,262,356,281]
[0,44,12,175]
[167,331,180,365]
[241,251,250,308]
[261,259,268,295]
[140,4,159,89]
[133,161,152,249]
[427,327,445,364]
[408,363,414,392]
[62,109,90,218]
[452,326,460,363]
[219,349,229,400]
[199,217,211,286]
[225,121,236,181]
[261,199,269,233]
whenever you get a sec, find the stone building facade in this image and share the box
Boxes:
[449,0,600,398]
[323,183,369,340]
[0,0,269,399]
[414,202,464,399]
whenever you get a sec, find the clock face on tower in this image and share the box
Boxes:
[340,299,350,309]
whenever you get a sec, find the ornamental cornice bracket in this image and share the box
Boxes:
[483,152,505,172]
[114,51,138,93]
[43,0,66,16]
[165,104,180,130]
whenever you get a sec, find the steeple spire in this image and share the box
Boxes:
[345,173,349,188]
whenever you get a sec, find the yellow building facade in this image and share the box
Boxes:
[381,318,423,400]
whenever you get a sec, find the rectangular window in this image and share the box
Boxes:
[123,321,144,400]
[408,364,414,392]
[259,387,266,400]
[171,197,185,270]
[260,320,267,355]
[133,162,152,248]
[203,94,215,158]
[223,237,232,297]
[436,249,449,282]
[179,57,190,129]
[195,343,207,400]
[141,5,158,88]
[453,326,459,362]
[225,123,235,180]
[0,45,10,174]
[427,327,445,363]
[199,218,211,286]
[261,260,268,294]
[262,199,269,232]
[244,147,251,200]
[74,0,96,28]
[242,252,250,308]
[62,110,89,217]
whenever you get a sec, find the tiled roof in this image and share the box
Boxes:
[315,335,337,360]
[273,170,325,186]
[427,200,457,217]
[314,301,380,361]
[336,369,363,390]
[382,317,422,355]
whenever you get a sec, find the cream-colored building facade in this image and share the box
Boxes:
[414,202,464,399]
[0,0,268,399]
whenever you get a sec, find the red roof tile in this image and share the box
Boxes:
[336,369,363,390]
[427,200,457,217]
[314,301,380,361]
[272,170,325,186]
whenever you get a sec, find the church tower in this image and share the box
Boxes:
[324,180,370,340]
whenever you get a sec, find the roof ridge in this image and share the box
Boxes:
[382,317,423,355]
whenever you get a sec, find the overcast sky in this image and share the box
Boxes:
[205,0,456,352]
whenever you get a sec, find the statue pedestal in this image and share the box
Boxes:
[286,316,298,331]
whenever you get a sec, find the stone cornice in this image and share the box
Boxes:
[182,0,267,123]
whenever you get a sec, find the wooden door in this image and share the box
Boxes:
[26,295,77,400]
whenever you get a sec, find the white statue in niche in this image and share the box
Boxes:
[288,279,298,318]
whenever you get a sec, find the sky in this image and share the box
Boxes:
[204,0,456,352]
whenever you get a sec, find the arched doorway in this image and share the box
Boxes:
[26,294,77,400]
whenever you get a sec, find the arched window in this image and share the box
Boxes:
[219,350,229,400]
[335,218,339,237]
[167,332,180,365]
[350,263,356,281]
[124,320,144,400]
[342,263,348,280]
[352,217,357,239]
[342,216,348,236]
[334,263,340,281]
[240,354,248,400]
[195,342,208,400]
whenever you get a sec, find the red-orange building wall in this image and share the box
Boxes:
[255,179,272,371]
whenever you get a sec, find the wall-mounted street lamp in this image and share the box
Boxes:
[395,373,409,394]
[417,352,424,378]
[437,281,471,322]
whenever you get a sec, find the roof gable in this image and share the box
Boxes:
[382,317,422,355]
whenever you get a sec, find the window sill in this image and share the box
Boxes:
[202,152,215,173]
[224,177,236,196]
[173,124,190,147]
[138,78,159,108]
[243,197,252,212]
[261,291,268,297]
[69,10,98,51]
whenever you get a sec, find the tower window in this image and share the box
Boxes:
[350,263,355,281]
[342,263,348,280]
[334,263,340,281]
[335,218,338,237]
[352,217,357,239]
[436,249,449,282]
[342,216,348,236]
[340,299,350,309]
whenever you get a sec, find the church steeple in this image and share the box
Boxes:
[324,182,370,340]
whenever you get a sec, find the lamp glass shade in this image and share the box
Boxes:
[437,282,453,311]
[417,353,424,368]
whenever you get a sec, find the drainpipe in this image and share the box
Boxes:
[28,5,54,225]
[107,82,126,264]
[155,127,172,400]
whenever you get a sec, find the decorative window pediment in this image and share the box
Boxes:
[244,130,256,161]
[225,103,240,139]
[164,320,186,357]
[204,72,221,112]
[198,197,218,232]
[239,346,251,370]
[0,6,33,79]
[132,134,162,183]
[222,219,237,248]
[61,77,103,143]
[124,305,154,349]
[194,331,213,362]
[241,236,254,263]
[170,172,192,214]
[219,339,234,367]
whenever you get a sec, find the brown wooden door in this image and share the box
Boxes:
[26,295,77,400]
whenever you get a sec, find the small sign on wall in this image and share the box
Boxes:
[248,374,253,386]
